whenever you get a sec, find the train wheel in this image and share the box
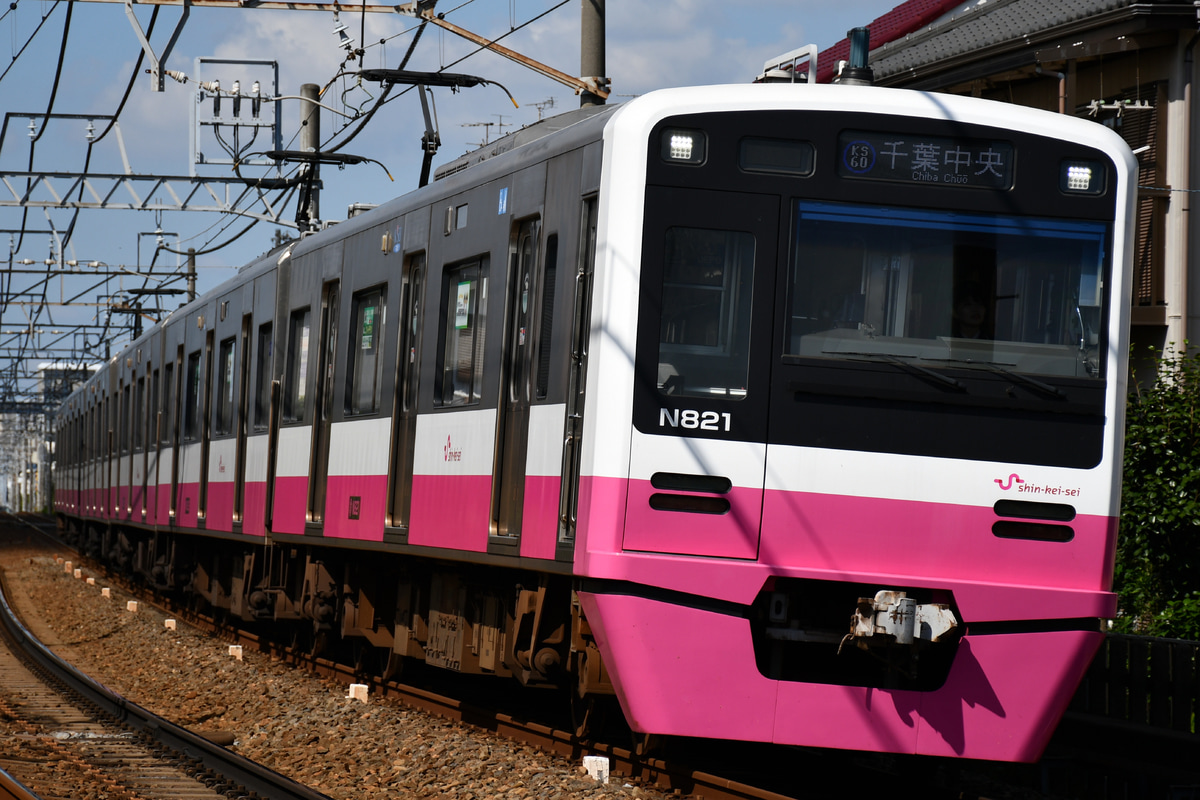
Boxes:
[288,625,306,654]
[631,733,663,758]
[310,630,330,658]
[382,650,405,682]
[570,690,600,739]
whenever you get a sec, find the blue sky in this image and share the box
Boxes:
[0,0,899,350]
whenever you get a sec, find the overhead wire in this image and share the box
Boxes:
[324,0,569,155]
[7,0,572,387]
[0,0,59,85]
[5,0,73,395]
[371,0,570,114]
[64,6,162,252]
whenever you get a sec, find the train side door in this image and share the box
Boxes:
[169,345,182,519]
[308,281,340,523]
[492,218,541,539]
[389,255,424,528]
[234,314,252,521]
[199,329,214,519]
[558,197,597,543]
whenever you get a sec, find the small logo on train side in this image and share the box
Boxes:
[348,495,361,520]
[995,474,1082,498]
[994,474,1024,491]
[444,435,463,462]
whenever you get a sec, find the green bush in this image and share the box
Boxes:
[1114,345,1200,638]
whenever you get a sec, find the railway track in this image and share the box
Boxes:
[6,514,814,800]
[84,560,803,800]
[0,514,333,800]
[8,515,1034,800]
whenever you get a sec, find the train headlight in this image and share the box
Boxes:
[661,128,706,165]
[1060,159,1106,195]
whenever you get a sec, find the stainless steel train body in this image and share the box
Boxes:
[55,83,1136,761]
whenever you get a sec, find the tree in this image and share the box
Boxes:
[1115,345,1200,639]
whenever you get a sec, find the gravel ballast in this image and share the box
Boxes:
[0,538,672,800]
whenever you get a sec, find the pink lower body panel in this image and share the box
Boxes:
[205,482,235,532]
[242,482,268,536]
[155,484,173,525]
[145,482,158,523]
[408,474,491,552]
[324,474,388,541]
[272,476,309,535]
[577,591,1102,761]
[623,479,762,559]
[176,482,200,528]
[520,475,561,560]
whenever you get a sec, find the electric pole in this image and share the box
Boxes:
[581,0,605,107]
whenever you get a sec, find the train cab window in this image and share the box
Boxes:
[437,260,487,407]
[216,337,236,436]
[657,227,755,399]
[284,308,312,421]
[184,351,202,441]
[785,201,1110,379]
[347,287,386,415]
[254,322,273,431]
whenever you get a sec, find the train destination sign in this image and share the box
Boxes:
[837,131,1014,189]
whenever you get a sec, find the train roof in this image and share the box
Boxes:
[432,103,616,182]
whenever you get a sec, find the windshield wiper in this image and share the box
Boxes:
[930,358,1065,399]
[830,351,965,391]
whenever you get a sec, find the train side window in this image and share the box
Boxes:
[436,260,487,407]
[121,383,131,453]
[657,227,755,399]
[284,308,312,421]
[534,234,558,400]
[149,369,159,445]
[162,362,174,444]
[346,286,386,415]
[184,350,202,441]
[215,337,236,436]
[254,322,273,431]
[134,377,145,451]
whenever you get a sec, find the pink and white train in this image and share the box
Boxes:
[54,82,1135,762]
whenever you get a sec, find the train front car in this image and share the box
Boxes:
[575,85,1135,761]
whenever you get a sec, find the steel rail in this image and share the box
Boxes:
[0,769,40,800]
[0,535,336,800]
[68,534,800,800]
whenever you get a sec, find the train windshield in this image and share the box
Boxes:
[786,201,1109,379]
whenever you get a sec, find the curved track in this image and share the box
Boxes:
[26,512,806,800]
[0,513,333,800]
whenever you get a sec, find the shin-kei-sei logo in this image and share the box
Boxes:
[348,495,361,520]
[444,435,463,462]
[994,473,1025,491]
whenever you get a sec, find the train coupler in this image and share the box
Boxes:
[846,590,957,651]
